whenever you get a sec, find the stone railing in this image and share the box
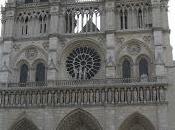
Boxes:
[1,76,167,88]
[0,84,167,108]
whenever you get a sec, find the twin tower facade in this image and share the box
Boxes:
[0,0,175,130]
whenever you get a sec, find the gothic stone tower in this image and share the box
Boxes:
[0,0,175,130]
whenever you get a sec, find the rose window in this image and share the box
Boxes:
[66,47,101,80]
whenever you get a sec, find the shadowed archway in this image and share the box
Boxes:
[57,109,102,130]
[11,118,39,130]
[118,112,155,130]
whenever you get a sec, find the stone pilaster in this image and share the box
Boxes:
[47,5,60,80]
[151,0,166,76]
[105,0,116,78]
[0,9,15,83]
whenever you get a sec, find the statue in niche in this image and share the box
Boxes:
[106,55,115,66]
[84,90,88,104]
[156,52,163,64]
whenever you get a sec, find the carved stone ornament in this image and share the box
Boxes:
[42,42,49,51]
[143,36,152,43]
[12,44,21,51]
[25,47,38,60]
[116,37,125,45]
[127,44,141,55]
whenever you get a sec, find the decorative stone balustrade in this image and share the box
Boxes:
[0,84,167,108]
[0,77,168,108]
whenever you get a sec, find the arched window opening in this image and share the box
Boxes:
[35,63,46,82]
[138,9,143,28]
[122,59,131,79]
[65,8,100,33]
[39,15,47,34]
[120,10,123,30]
[20,64,29,83]
[21,18,24,35]
[139,58,148,77]
[39,16,42,33]
[124,10,128,29]
[25,0,33,3]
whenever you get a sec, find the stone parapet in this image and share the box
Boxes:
[0,81,167,108]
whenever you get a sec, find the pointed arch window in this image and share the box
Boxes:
[39,15,47,34]
[124,10,128,29]
[120,9,128,30]
[139,58,148,76]
[20,64,29,83]
[122,59,131,79]
[35,63,46,82]
[120,10,123,30]
[138,8,143,28]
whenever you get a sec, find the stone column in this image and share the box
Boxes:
[47,5,60,80]
[105,1,116,78]
[151,0,166,76]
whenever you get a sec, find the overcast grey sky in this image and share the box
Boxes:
[0,0,175,58]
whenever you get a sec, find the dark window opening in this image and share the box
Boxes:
[122,59,131,79]
[124,10,128,29]
[35,63,46,82]
[120,10,123,30]
[139,58,148,76]
[20,64,28,83]
[138,9,143,28]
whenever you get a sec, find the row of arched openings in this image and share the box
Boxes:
[122,57,149,79]
[11,109,155,130]
[120,8,143,30]
[20,63,46,83]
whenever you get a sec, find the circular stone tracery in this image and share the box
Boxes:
[66,47,101,80]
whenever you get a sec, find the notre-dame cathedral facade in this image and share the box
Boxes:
[0,0,175,130]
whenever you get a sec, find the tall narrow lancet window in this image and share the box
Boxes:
[138,8,143,28]
[122,59,131,79]
[39,16,43,33]
[35,63,46,82]
[25,17,29,35]
[39,15,47,34]
[124,10,128,29]
[21,18,24,35]
[120,10,123,30]
[20,64,29,83]
[139,58,148,76]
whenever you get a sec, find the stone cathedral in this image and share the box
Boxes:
[0,0,175,129]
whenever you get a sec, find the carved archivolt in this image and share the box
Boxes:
[14,45,47,67]
[57,109,102,130]
[25,47,38,60]
[127,43,141,56]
